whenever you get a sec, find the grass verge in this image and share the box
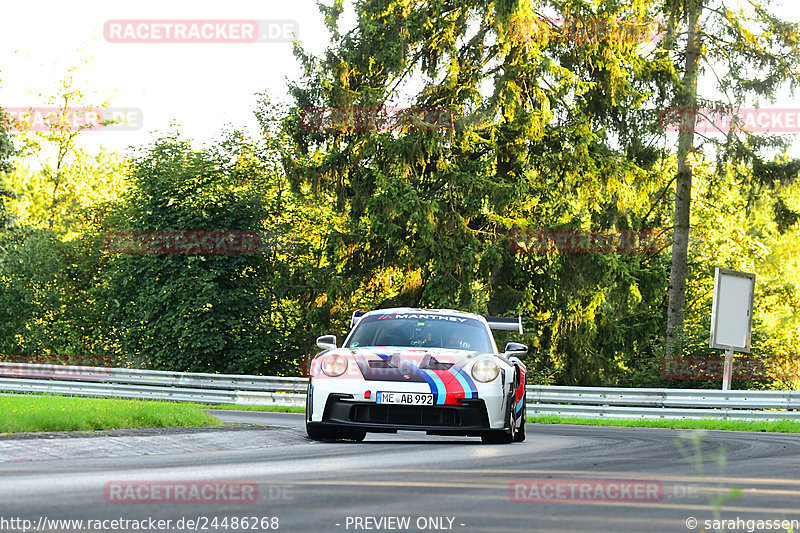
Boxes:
[0,395,222,434]
[527,414,800,433]
[10,396,796,434]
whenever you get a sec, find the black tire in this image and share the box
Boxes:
[346,430,367,442]
[305,382,336,441]
[305,384,366,442]
[481,398,516,444]
[306,423,339,441]
[305,381,312,422]
[307,424,366,442]
[514,392,526,443]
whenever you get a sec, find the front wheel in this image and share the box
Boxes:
[306,423,339,441]
[481,399,516,444]
[304,383,366,442]
[305,383,337,441]
[346,430,367,442]
[307,423,366,442]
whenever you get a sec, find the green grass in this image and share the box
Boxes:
[9,395,797,435]
[527,414,800,433]
[0,395,222,434]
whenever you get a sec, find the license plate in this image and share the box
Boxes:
[376,392,434,406]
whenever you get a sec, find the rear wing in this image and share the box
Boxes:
[484,316,523,335]
[351,310,367,327]
[350,310,523,334]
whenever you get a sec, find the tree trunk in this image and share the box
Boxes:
[665,5,703,355]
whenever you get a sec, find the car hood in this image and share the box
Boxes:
[323,346,488,385]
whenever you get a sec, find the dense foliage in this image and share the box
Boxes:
[1,1,798,387]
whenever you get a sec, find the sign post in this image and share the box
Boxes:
[709,268,756,390]
[721,348,734,391]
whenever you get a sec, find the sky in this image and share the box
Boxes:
[1,0,350,155]
[2,0,800,158]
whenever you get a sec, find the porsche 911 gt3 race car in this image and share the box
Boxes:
[305,308,527,444]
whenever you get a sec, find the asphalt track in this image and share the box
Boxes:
[1,410,800,533]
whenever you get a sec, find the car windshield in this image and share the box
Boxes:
[345,313,493,353]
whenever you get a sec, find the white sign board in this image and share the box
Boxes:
[709,268,755,352]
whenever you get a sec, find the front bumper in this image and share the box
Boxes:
[307,378,511,434]
[317,394,491,435]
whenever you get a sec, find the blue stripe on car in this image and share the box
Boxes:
[374,352,442,403]
[450,368,476,399]
[412,364,446,405]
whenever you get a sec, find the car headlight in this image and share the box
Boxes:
[471,358,500,382]
[322,353,348,377]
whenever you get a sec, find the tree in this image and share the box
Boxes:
[661,0,800,353]
[100,131,312,374]
[7,69,122,234]
[278,0,676,383]
[0,73,14,176]
[1,84,17,228]
[1,149,125,234]
[0,66,130,364]
[0,151,126,365]
[647,158,800,389]
[0,115,13,176]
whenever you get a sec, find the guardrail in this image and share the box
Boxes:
[0,362,307,407]
[1,362,798,421]
[526,385,800,421]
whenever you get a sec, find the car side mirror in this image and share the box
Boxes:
[316,335,337,351]
[504,342,528,356]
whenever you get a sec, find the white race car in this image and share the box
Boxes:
[306,308,527,443]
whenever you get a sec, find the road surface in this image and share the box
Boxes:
[1,411,799,532]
